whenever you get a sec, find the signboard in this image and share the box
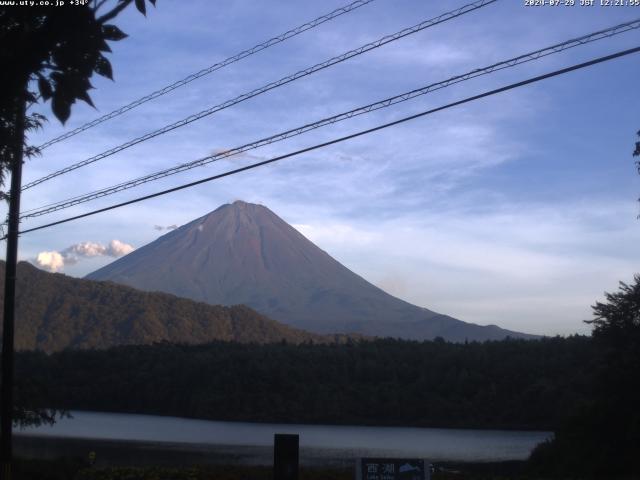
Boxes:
[356,458,430,480]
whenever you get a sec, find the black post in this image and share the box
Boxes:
[1,95,26,480]
[273,433,299,480]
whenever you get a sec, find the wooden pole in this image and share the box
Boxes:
[1,93,26,480]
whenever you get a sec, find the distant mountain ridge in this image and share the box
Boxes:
[0,261,333,353]
[87,201,536,341]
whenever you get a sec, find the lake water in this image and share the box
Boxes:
[17,411,552,466]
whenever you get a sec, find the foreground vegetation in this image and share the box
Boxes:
[12,456,640,480]
[12,458,347,480]
[9,457,546,480]
[527,276,640,478]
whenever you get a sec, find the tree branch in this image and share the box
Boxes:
[97,0,134,24]
[94,0,110,12]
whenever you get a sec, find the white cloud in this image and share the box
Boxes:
[35,251,65,273]
[106,239,135,257]
[33,240,135,272]
[65,241,108,258]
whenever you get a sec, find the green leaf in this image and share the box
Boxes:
[94,55,113,80]
[37,77,53,101]
[102,24,128,41]
[135,0,146,15]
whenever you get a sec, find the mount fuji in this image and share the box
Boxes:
[87,201,536,341]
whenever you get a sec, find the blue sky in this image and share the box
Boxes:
[4,0,640,336]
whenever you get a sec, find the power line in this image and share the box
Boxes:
[20,18,640,220]
[35,0,376,151]
[13,45,640,239]
[22,0,497,191]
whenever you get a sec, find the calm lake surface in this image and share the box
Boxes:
[17,411,552,466]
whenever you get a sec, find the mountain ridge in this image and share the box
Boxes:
[87,201,537,341]
[0,260,341,353]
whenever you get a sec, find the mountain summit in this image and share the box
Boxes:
[87,201,534,341]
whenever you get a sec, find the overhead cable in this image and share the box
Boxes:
[12,45,640,239]
[36,0,377,150]
[23,0,497,190]
[20,18,640,219]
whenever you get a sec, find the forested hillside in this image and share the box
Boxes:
[0,261,332,352]
[16,336,594,430]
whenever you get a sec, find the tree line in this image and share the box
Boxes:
[14,335,595,431]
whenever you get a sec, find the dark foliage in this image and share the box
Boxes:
[13,336,594,431]
[529,275,640,478]
[75,465,356,480]
[635,130,640,209]
[12,460,351,480]
[0,0,156,198]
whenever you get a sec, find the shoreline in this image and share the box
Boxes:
[15,435,269,468]
[16,434,393,468]
[39,408,557,433]
[14,434,536,469]
[16,410,550,468]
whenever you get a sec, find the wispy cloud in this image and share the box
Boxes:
[154,224,178,231]
[292,199,640,336]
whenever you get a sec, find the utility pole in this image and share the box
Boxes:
[1,93,26,480]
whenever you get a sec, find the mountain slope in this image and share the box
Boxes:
[0,261,330,352]
[88,201,536,341]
